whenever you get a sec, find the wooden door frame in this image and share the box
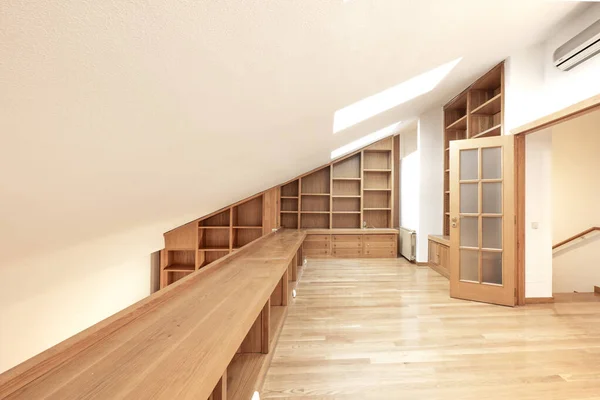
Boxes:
[512,94,600,305]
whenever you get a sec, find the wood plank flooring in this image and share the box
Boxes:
[262,258,600,399]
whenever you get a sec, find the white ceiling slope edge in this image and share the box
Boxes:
[0,0,581,261]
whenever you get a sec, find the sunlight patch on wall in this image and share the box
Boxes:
[333,58,462,133]
[330,121,402,159]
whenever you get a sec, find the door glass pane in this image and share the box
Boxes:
[482,147,501,179]
[460,149,478,180]
[460,250,479,282]
[460,183,478,213]
[482,182,501,214]
[482,252,502,285]
[460,217,478,248]
[482,217,502,249]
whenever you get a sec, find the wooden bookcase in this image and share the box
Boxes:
[280,136,395,231]
[442,62,504,235]
[161,188,279,288]
[162,136,398,289]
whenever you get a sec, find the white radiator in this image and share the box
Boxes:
[399,227,416,261]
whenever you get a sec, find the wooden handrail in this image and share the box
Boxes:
[552,227,600,250]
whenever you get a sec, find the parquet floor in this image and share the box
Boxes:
[262,258,600,399]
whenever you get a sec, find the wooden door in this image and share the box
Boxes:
[449,135,515,306]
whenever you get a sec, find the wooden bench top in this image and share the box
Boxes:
[0,229,306,400]
[428,234,450,246]
[304,228,399,235]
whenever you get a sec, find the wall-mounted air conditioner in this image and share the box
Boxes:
[554,19,600,71]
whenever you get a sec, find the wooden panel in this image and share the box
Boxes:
[280,213,298,229]
[210,371,226,400]
[261,300,270,354]
[363,171,391,189]
[240,312,263,353]
[201,209,231,227]
[164,222,197,250]
[364,136,393,151]
[233,196,263,227]
[332,248,363,258]
[303,248,331,258]
[270,280,282,305]
[364,241,395,249]
[393,134,400,228]
[301,167,330,194]
[332,154,361,178]
[331,213,360,229]
[332,241,362,249]
[332,234,362,242]
[301,196,330,212]
[364,191,390,208]
[262,187,279,235]
[300,214,330,229]
[281,180,299,197]
[363,210,390,228]
[332,197,360,212]
[363,234,395,242]
[233,228,262,249]
[364,151,391,169]
[303,234,330,242]
[302,241,331,250]
[363,248,396,258]
[332,180,360,196]
[281,198,298,211]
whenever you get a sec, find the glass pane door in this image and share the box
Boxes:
[449,135,515,306]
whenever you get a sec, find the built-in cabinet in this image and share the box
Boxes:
[428,235,449,278]
[161,188,279,288]
[303,230,398,259]
[281,137,395,230]
[161,137,399,290]
[443,62,504,235]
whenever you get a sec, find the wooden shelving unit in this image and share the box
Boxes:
[442,62,504,235]
[278,136,396,231]
[161,190,277,288]
[280,180,299,229]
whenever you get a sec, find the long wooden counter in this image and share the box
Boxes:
[0,229,306,400]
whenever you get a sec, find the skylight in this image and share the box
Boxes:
[333,58,462,133]
[330,122,402,159]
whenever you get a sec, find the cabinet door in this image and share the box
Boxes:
[428,240,435,265]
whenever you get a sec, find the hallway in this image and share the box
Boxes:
[262,258,600,399]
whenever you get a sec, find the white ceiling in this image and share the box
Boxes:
[0,0,583,261]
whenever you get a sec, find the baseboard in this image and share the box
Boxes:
[525,297,554,304]
[415,261,428,266]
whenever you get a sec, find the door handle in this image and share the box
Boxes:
[451,216,457,228]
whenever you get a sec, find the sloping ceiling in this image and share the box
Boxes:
[0,0,583,261]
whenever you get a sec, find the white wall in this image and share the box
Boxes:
[552,110,600,293]
[0,215,196,373]
[505,3,600,132]
[416,108,444,262]
[400,129,419,233]
[524,129,553,298]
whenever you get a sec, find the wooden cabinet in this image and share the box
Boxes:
[428,235,450,278]
[303,230,397,259]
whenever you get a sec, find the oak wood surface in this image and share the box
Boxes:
[262,257,600,399]
[0,229,306,400]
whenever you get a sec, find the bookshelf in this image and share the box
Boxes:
[442,62,504,235]
[279,136,395,231]
[161,190,277,288]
